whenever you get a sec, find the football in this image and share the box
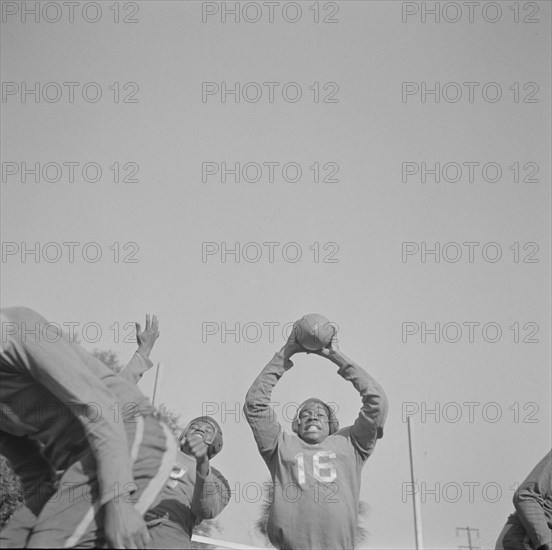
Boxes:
[295,313,336,351]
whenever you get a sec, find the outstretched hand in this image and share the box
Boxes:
[281,322,309,360]
[136,314,160,358]
[311,335,340,360]
[310,334,343,364]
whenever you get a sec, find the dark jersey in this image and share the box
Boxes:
[505,450,552,550]
[146,451,230,543]
[121,355,230,543]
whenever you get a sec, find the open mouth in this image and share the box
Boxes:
[188,429,215,444]
[305,423,321,432]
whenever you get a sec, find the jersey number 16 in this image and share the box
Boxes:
[294,451,337,485]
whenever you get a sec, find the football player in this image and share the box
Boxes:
[244,322,388,550]
[0,307,176,548]
[495,450,552,550]
[121,356,230,549]
[0,313,162,547]
[139,418,230,548]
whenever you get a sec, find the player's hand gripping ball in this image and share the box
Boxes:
[295,313,336,351]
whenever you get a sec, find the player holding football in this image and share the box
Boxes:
[244,322,388,550]
[495,450,552,550]
[0,307,177,548]
[121,361,231,549]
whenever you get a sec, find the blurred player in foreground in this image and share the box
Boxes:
[244,322,388,550]
[122,358,230,549]
[495,450,552,550]
[0,313,163,547]
[0,307,176,548]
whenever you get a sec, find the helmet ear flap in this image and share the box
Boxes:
[204,417,223,458]
[208,433,223,458]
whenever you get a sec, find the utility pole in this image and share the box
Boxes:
[456,526,480,550]
[407,417,423,549]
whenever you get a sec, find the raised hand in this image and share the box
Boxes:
[183,433,210,463]
[312,334,340,358]
[281,321,309,360]
[136,314,160,358]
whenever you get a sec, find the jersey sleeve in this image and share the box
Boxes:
[191,466,230,521]
[337,360,388,461]
[243,352,291,461]
[513,450,552,549]
[119,351,153,385]
[0,432,57,515]
[1,309,136,505]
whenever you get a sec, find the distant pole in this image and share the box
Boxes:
[408,416,423,550]
[456,526,480,550]
[151,362,162,407]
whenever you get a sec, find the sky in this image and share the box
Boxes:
[1,1,551,548]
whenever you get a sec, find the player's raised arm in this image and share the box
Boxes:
[314,337,388,460]
[513,450,552,550]
[244,324,306,459]
[120,314,159,384]
[193,466,231,520]
[190,444,230,521]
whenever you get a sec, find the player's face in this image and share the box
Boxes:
[183,419,216,447]
[297,403,330,444]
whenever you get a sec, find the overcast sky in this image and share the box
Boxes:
[1,1,551,548]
